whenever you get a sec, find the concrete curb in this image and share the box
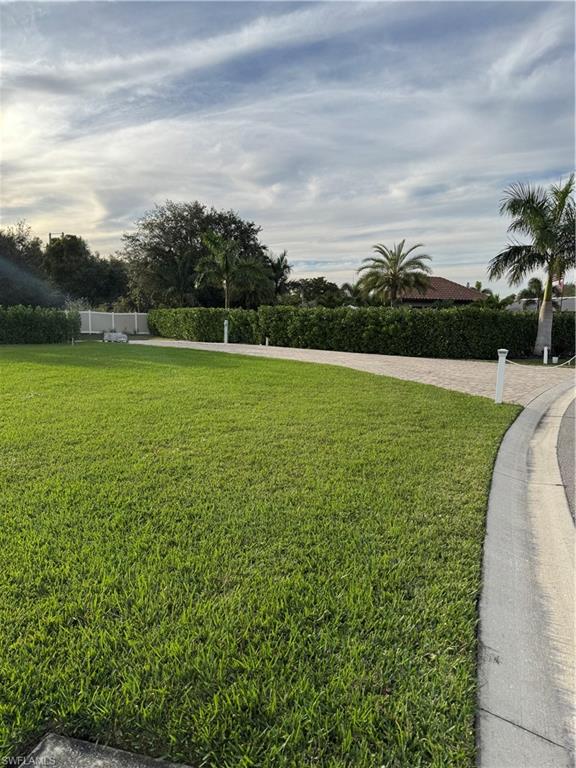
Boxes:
[477,378,575,768]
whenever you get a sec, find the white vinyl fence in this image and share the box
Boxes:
[79,310,149,335]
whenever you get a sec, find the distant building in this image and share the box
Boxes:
[507,296,576,313]
[558,296,576,312]
[401,277,484,307]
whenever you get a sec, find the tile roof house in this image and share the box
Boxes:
[401,277,485,307]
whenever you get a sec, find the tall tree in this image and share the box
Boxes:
[488,175,575,354]
[284,277,343,308]
[197,232,273,309]
[122,201,205,308]
[268,251,292,299]
[197,233,237,310]
[43,234,127,306]
[0,222,62,306]
[43,234,93,297]
[121,201,269,309]
[357,241,431,305]
[95,257,129,307]
[233,257,275,308]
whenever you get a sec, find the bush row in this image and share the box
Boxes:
[0,305,81,344]
[148,308,259,344]
[550,311,576,357]
[149,306,575,359]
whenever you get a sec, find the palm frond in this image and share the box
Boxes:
[550,174,575,223]
[499,182,550,242]
[372,244,393,259]
[488,244,547,285]
[402,242,425,257]
[402,254,432,272]
[358,257,389,272]
[499,182,548,218]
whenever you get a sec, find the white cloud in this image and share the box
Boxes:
[2,4,389,96]
[0,1,573,294]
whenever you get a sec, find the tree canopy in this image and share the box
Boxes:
[42,235,127,306]
[0,222,62,306]
[281,277,344,308]
[121,201,272,309]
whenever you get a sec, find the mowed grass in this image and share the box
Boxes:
[0,344,518,767]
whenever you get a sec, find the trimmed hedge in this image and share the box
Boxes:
[553,312,576,357]
[149,308,260,344]
[149,306,576,360]
[0,305,80,344]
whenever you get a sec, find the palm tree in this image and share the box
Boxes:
[196,233,238,309]
[480,292,516,309]
[340,281,366,306]
[474,281,494,297]
[357,241,431,306]
[233,257,274,308]
[516,276,562,311]
[197,233,271,309]
[516,277,544,310]
[268,250,292,299]
[488,175,575,354]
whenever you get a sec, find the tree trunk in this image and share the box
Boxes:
[533,270,553,355]
[224,279,229,310]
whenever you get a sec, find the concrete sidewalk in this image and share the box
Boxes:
[477,381,575,767]
[558,399,575,521]
[131,339,573,405]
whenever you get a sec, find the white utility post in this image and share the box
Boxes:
[495,348,508,403]
[265,337,269,346]
[543,346,549,365]
[223,319,229,344]
[88,309,92,334]
[134,312,138,335]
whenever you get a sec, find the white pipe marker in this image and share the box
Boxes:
[495,348,508,404]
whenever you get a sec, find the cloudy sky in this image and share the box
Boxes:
[1,1,574,289]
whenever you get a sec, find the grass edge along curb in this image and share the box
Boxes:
[149,305,575,360]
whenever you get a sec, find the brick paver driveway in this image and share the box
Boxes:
[132,339,574,405]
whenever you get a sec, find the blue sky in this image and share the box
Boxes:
[1,1,574,290]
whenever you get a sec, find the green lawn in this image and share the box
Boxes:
[0,344,518,767]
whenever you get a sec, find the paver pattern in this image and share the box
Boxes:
[132,339,574,405]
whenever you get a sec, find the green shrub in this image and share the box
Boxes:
[149,308,260,344]
[553,312,576,357]
[0,305,80,344]
[258,305,545,359]
[150,305,575,360]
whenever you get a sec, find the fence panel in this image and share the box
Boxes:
[79,311,149,335]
